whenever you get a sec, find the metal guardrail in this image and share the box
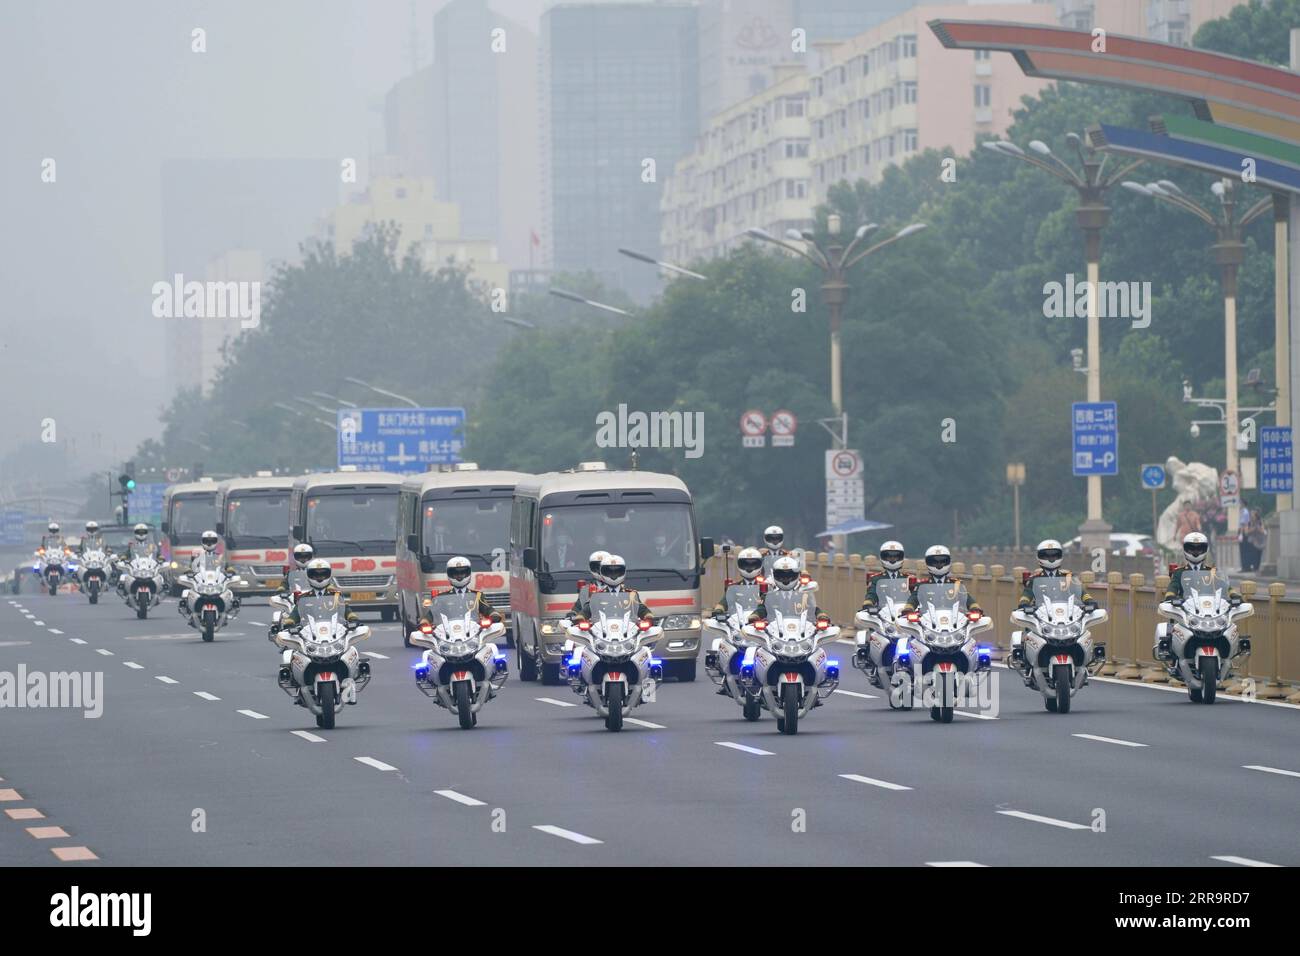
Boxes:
[701,552,1300,703]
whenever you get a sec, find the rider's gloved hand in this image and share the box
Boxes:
[712,610,727,621]
[1083,600,1098,613]
[1229,594,1243,606]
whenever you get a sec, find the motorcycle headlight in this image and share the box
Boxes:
[662,614,700,630]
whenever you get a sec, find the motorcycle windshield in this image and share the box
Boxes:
[430,592,476,621]
[873,578,911,613]
[1182,569,1229,617]
[1031,575,1083,605]
[296,593,344,620]
[588,592,636,622]
[724,583,761,618]
[914,582,966,627]
[764,590,814,619]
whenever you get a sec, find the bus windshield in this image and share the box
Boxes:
[225,492,290,548]
[421,496,511,562]
[306,490,398,556]
[170,494,217,545]
[540,502,696,574]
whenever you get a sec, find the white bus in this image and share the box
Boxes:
[215,474,295,596]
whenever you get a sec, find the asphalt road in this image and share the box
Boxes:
[2,591,1298,867]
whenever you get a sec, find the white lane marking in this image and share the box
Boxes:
[69,638,87,645]
[954,709,998,720]
[123,661,144,669]
[32,620,44,626]
[839,773,912,791]
[363,651,389,660]
[715,741,774,756]
[536,696,577,707]
[1073,733,1147,748]
[836,688,877,700]
[193,692,220,701]
[0,641,32,647]
[1210,855,1280,868]
[624,717,665,729]
[155,676,179,685]
[47,628,62,634]
[1057,668,1300,712]
[237,709,269,720]
[533,824,603,845]
[435,789,486,806]
[997,809,1089,831]
[926,861,988,867]
[245,620,264,626]
[1243,764,1300,779]
[291,730,326,743]
[354,756,398,772]
[95,648,113,657]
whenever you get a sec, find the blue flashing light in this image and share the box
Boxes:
[978,646,992,657]
[894,636,909,655]
[826,659,840,668]
[649,657,663,666]
[742,646,757,667]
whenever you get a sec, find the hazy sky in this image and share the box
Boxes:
[0,0,554,473]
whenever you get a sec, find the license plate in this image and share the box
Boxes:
[349,591,377,601]
[263,578,282,589]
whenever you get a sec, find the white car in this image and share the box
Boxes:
[1064,533,1157,558]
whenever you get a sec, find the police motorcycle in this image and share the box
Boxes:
[177,567,245,642]
[704,579,765,721]
[36,545,70,596]
[561,591,664,732]
[78,548,111,604]
[852,577,913,704]
[894,581,993,723]
[1155,568,1253,705]
[409,590,509,729]
[273,592,372,729]
[1008,575,1108,714]
[121,555,165,619]
[738,589,840,735]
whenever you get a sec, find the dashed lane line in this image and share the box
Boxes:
[1073,733,1147,748]
[997,809,1089,831]
[839,773,912,791]
[435,789,486,806]
[291,731,326,743]
[715,741,774,756]
[354,757,398,772]
[533,824,603,846]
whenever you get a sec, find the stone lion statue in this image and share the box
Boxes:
[1156,456,1218,552]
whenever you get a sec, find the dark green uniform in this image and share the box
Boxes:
[748,591,828,623]
[572,586,651,622]
[861,570,908,611]
[422,588,502,626]
[282,588,358,629]
[1018,569,1094,609]
[1164,563,1241,603]
[904,576,982,614]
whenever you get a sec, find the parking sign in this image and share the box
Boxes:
[1071,402,1118,477]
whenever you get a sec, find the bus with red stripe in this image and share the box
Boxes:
[394,464,530,647]
[160,479,220,593]
[215,474,295,597]
[509,463,713,684]
[288,470,403,621]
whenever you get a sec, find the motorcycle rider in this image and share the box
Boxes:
[116,524,158,594]
[269,543,318,642]
[571,554,653,625]
[904,545,982,614]
[860,540,908,612]
[179,530,232,616]
[420,555,502,627]
[40,522,66,551]
[748,555,830,626]
[278,558,359,683]
[1017,538,1097,612]
[759,525,791,559]
[78,520,106,554]
[569,550,611,620]
[1156,531,1242,662]
[711,547,764,620]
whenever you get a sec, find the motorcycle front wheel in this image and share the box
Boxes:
[604,683,624,732]
[201,620,215,643]
[136,603,148,620]
[1053,663,1071,714]
[1199,656,1219,704]
[454,681,474,729]
[780,683,799,735]
[47,579,57,596]
[316,683,337,729]
[88,582,99,604]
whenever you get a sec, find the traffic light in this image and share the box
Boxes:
[118,473,135,493]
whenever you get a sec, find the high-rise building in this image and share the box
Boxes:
[540,2,700,303]
[158,158,338,399]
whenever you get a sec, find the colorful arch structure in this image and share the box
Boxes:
[928,18,1300,578]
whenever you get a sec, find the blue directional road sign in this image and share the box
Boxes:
[1,510,26,546]
[337,407,466,472]
[130,482,166,525]
[1140,463,1166,490]
[1071,401,1118,477]
[1260,425,1293,495]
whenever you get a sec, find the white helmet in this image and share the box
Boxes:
[292,543,314,568]
[763,525,785,551]
[924,545,952,580]
[445,555,473,591]
[599,554,627,588]
[588,550,610,578]
[133,523,149,540]
[736,547,763,582]
[305,558,333,591]
[1183,531,1209,566]
[771,555,801,590]
[1036,538,1063,571]
[85,520,99,534]
[879,540,905,572]
[47,522,60,535]
[201,530,219,552]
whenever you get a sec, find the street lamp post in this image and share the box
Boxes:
[342,377,420,408]
[745,218,925,553]
[1006,462,1026,549]
[1122,178,1270,544]
[984,134,1142,552]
